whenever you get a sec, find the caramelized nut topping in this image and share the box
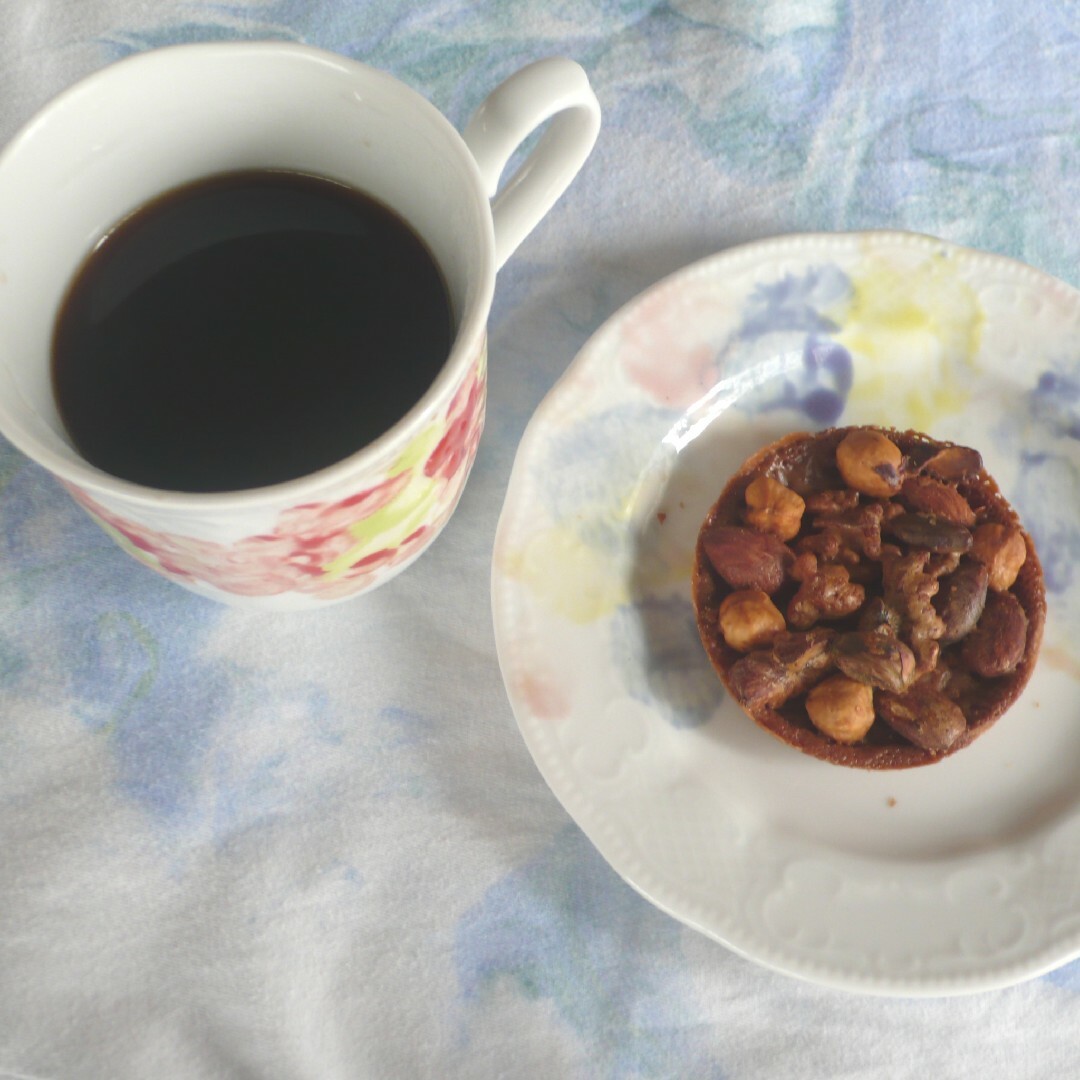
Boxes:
[693,426,1044,768]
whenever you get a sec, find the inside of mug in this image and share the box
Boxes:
[0,43,494,476]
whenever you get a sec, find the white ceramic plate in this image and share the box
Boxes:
[491,231,1080,996]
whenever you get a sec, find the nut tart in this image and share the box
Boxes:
[691,426,1046,769]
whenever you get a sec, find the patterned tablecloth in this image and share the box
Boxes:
[1,3,1078,1077]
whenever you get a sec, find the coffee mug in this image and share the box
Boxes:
[0,42,600,609]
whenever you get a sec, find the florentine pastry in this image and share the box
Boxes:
[691,426,1046,769]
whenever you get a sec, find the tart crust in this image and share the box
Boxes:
[691,427,1046,769]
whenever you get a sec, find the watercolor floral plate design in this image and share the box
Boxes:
[491,231,1080,996]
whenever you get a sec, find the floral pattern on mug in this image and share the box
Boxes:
[66,349,487,600]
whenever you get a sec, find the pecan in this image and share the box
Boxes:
[727,629,835,710]
[796,528,852,565]
[787,563,865,629]
[805,488,860,514]
[927,552,962,579]
[900,475,976,526]
[886,512,973,553]
[876,686,967,753]
[830,630,917,693]
[810,501,886,558]
[702,524,793,594]
[961,590,1028,677]
[935,558,989,644]
[881,549,946,671]
[882,550,945,638]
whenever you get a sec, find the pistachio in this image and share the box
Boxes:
[935,558,989,644]
[727,630,835,710]
[920,445,983,481]
[886,512,973,553]
[830,630,917,693]
[876,686,967,753]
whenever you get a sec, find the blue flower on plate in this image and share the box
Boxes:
[716,264,855,425]
[1029,370,1080,441]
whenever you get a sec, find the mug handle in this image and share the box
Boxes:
[462,58,601,270]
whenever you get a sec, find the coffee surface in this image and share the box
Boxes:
[52,170,452,492]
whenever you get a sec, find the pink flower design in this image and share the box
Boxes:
[66,355,488,600]
[424,363,486,482]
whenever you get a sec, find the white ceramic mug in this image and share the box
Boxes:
[0,42,600,609]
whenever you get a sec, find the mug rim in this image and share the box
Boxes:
[0,40,497,510]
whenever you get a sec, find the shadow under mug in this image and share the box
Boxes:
[0,42,600,609]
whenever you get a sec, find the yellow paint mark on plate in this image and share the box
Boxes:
[830,253,985,429]
[502,523,628,623]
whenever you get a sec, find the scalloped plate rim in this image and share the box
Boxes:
[491,229,1080,997]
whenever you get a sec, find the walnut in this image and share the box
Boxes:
[835,429,903,498]
[805,675,875,743]
[804,488,859,514]
[970,523,1027,592]
[810,501,886,558]
[881,549,945,673]
[787,563,865,629]
[718,589,786,652]
[744,475,805,541]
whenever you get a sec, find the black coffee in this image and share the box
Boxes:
[52,170,453,492]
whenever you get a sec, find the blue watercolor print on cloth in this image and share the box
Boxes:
[455,826,726,1079]
[1046,957,1080,992]
[0,445,342,838]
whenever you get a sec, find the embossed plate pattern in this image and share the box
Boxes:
[491,232,1080,995]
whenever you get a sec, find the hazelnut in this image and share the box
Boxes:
[970,523,1027,591]
[805,674,875,743]
[719,589,787,652]
[744,475,805,541]
[836,429,903,498]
